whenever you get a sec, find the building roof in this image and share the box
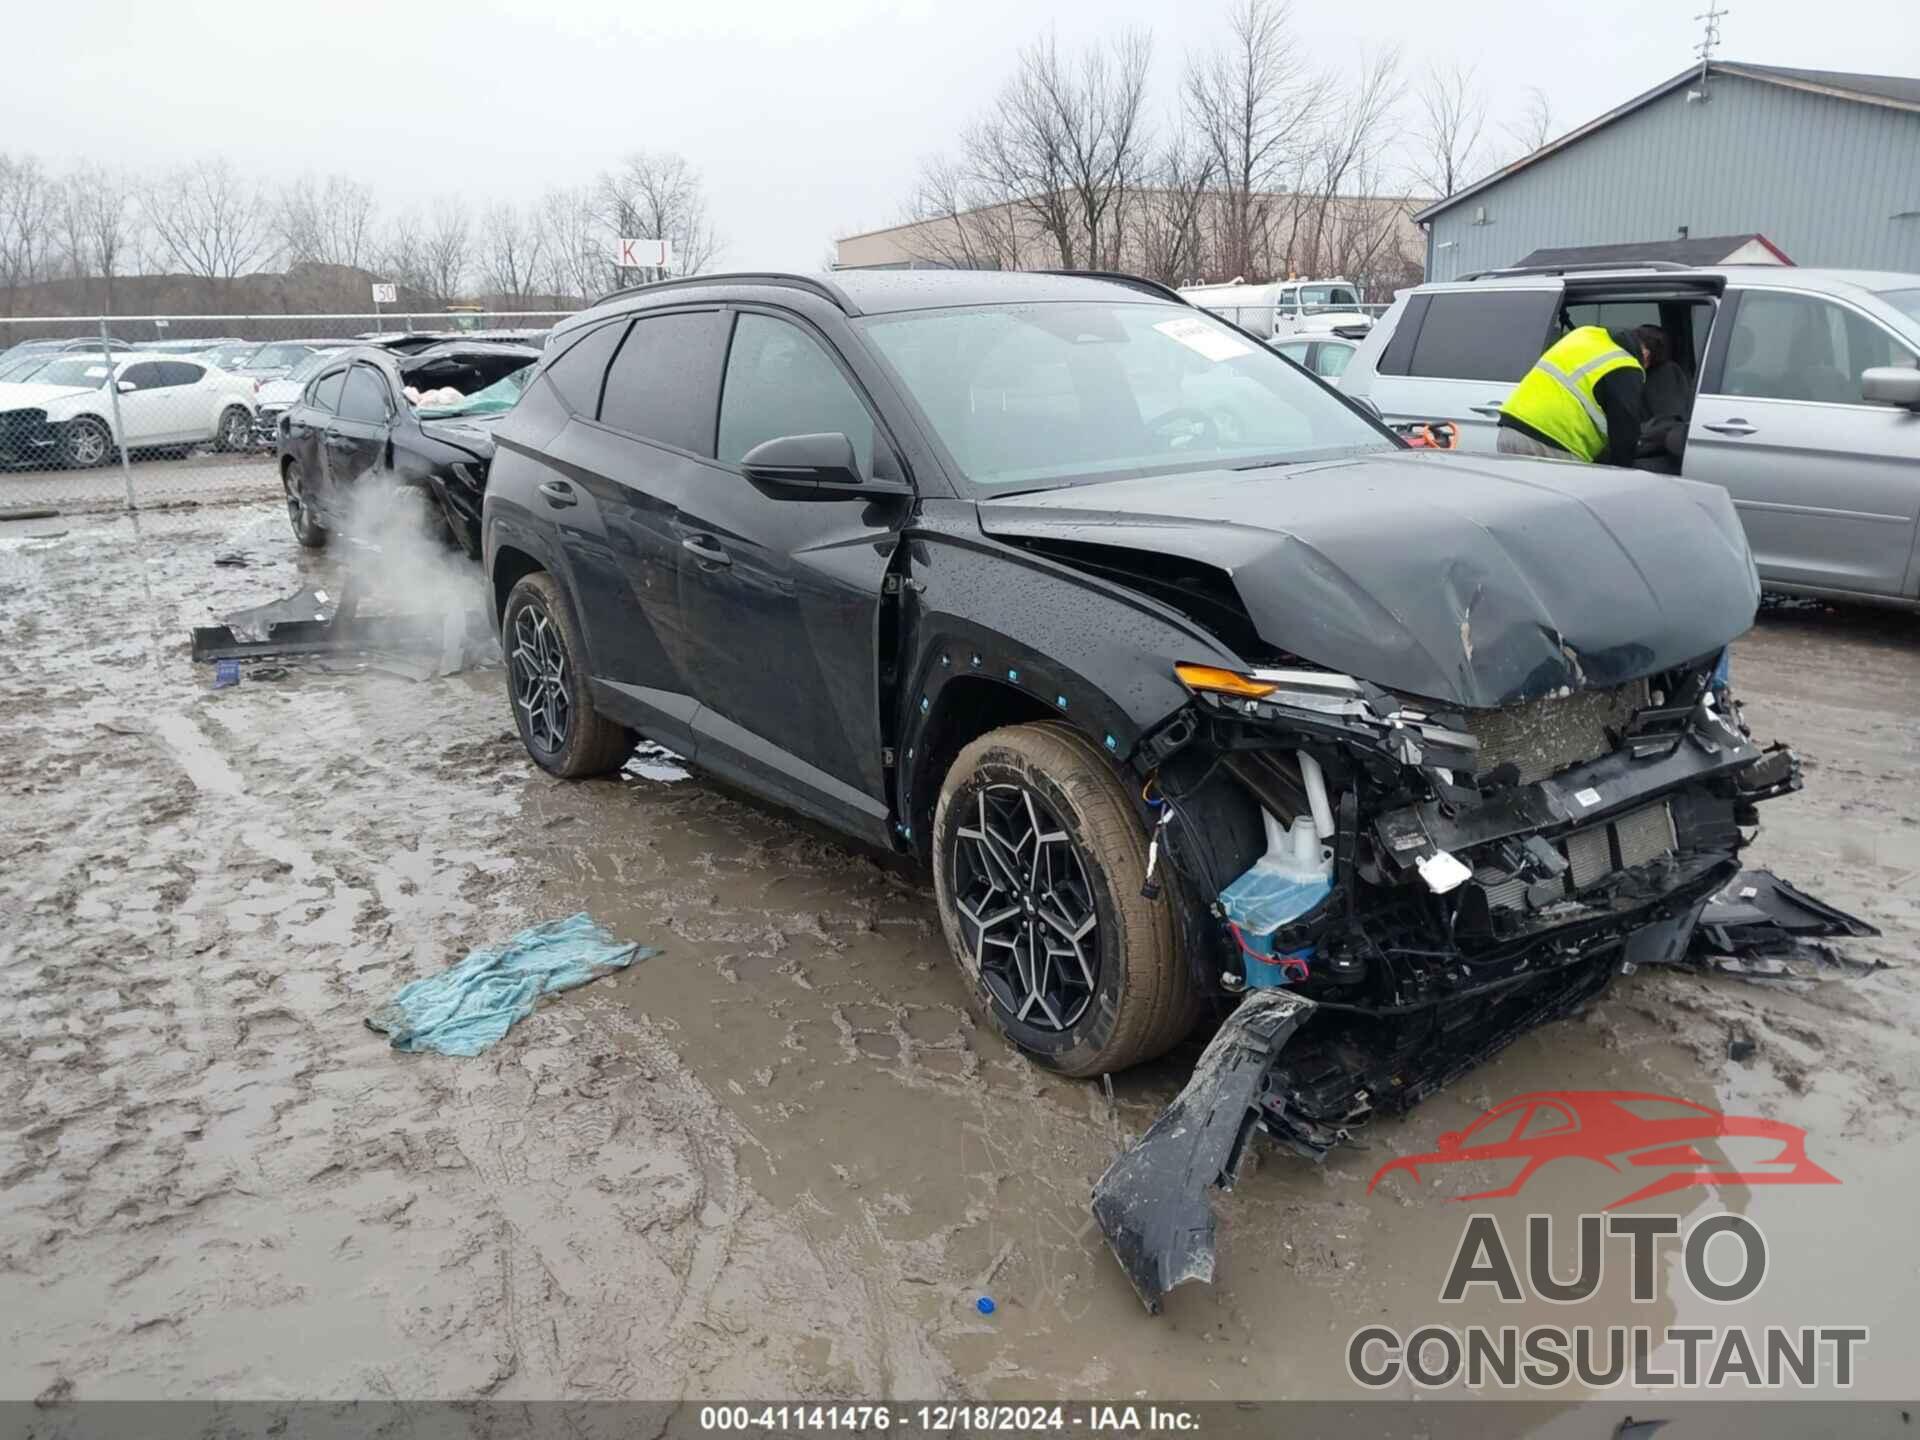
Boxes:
[1511,234,1794,268]
[1416,62,1920,225]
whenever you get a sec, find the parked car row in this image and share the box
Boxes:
[0,326,552,472]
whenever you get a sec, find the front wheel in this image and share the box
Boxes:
[932,721,1197,1076]
[502,571,636,778]
[60,417,112,469]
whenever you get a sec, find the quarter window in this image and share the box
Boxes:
[542,320,627,417]
[309,370,346,413]
[717,314,875,476]
[1404,290,1559,382]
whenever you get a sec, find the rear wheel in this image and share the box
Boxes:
[60,417,112,469]
[932,721,1198,1076]
[502,571,636,778]
[282,458,327,548]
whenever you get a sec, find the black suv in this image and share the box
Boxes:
[481,270,1795,1299]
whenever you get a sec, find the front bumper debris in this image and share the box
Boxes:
[1092,991,1314,1314]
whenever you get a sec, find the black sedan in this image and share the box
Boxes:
[273,341,538,557]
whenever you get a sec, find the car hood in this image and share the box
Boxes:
[255,380,302,405]
[975,452,1760,710]
[0,382,99,409]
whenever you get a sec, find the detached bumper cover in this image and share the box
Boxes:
[1092,992,1315,1313]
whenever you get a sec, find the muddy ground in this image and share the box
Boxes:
[1,501,1916,1404]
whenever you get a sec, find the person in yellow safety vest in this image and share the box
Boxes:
[1497,324,1662,467]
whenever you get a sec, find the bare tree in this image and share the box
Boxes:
[1293,47,1401,278]
[596,151,720,281]
[899,149,1033,270]
[1184,0,1330,281]
[1408,62,1491,200]
[475,202,548,306]
[421,197,472,304]
[276,174,379,270]
[0,153,56,315]
[142,157,275,305]
[539,186,606,303]
[1503,85,1555,158]
[1016,30,1156,270]
[1129,134,1216,284]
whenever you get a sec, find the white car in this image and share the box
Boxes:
[250,346,350,445]
[0,354,257,468]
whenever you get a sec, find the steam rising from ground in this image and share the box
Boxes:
[338,481,497,672]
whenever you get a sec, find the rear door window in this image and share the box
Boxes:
[597,310,731,455]
[156,361,204,388]
[337,365,391,423]
[1405,290,1558,382]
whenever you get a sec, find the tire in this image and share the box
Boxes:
[60,417,112,470]
[502,571,636,779]
[282,458,328,548]
[932,721,1198,1076]
[213,405,251,453]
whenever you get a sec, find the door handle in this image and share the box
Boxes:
[1469,402,1505,417]
[1703,420,1757,436]
[681,534,731,567]
[537,480,578,508]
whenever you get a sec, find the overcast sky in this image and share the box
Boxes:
[8,0,1920,271]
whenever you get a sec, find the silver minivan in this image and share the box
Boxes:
[1342,265,1920,608]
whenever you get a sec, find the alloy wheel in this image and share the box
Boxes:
[951,782,1100,1031]
[68,424,107,466]
[221,410,249,448]
[510,604,571,755]
[283,464,308,533]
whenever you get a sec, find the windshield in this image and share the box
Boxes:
[30,358,114,389]
[248,344,312,369]
[416,364,534,418]
[1875,287,1920,328]
[286,349,345,383]
[208,344,258,368]
[0,354,55,382]
[1299,285,1360,312]
[857,301,1388,491]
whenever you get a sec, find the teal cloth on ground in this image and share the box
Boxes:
[367,913,655,1056]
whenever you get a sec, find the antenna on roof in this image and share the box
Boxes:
[1688,3,1728,100]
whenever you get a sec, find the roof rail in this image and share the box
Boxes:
[1459,260,1696,280]
[590,271,856,314]
[1035,269,1190,304]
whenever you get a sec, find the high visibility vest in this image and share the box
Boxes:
[1500,326,1642,462]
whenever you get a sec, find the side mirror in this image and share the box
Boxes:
[1861,366,1920,411]
[117,380,136,393]
[741,432,911,497]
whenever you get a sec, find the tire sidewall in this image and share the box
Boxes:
[63,418,110,469]
[502,573,596,777]
[217,406,249,451]
[932,734,1141,1073]
[283,459,325,546]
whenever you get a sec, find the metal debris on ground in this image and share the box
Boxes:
[366,913,658,1057]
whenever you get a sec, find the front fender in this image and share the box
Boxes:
[895,532,1243,835]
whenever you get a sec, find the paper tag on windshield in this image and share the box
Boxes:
[1154,316,1252,363]
[84,366,109,378]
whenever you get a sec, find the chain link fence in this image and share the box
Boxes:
[0,312,574,516]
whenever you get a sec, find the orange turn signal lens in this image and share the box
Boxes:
[1174,663,1277,698]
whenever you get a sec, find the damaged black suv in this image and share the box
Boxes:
[482,271,1796,1306]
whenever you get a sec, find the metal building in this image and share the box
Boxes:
[1416,63,1920,280]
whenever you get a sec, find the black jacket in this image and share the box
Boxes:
[1499,328,1647,467]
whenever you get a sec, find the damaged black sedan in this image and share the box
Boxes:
[479,270,1795,1314]
[275,340,538,556]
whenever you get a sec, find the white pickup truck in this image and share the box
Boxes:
[1178,278,1375,341]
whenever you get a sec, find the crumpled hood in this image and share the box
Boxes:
[976,451,1760,709]
[415,412,504,459]
[255,379,302,406]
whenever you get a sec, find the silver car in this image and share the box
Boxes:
[1342,265,1920,608]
